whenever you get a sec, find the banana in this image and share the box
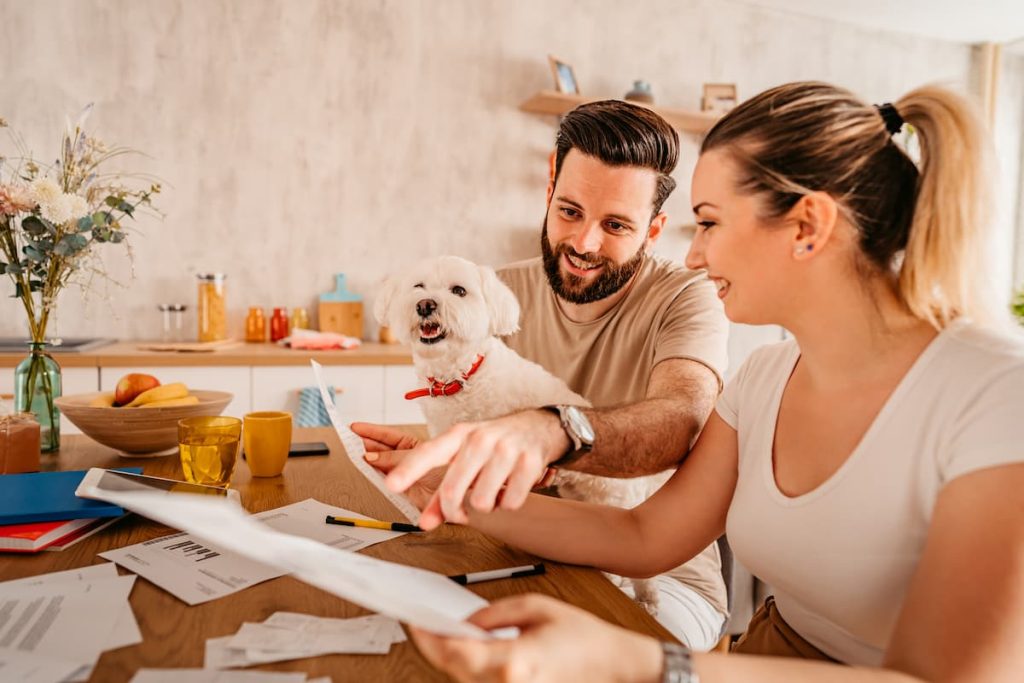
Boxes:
[126,382,189,407]
[89,392,116,408]
[139,395,199,409]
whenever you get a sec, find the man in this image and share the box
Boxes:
[354,100,729,649]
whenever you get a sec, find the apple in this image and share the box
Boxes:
[114,373,161,407]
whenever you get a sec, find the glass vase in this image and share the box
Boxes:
[14,342,62,452]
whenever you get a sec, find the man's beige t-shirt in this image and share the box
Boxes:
[497,255,731,616]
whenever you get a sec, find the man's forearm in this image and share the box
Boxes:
[566,397,709,477]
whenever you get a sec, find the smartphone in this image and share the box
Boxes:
[76,468,241,502]
[288,441,330,457]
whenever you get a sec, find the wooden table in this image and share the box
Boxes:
[0,427,673,681]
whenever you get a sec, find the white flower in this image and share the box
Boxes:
[67,194,89,220]
[40,194,73,225]
[29,178,61,207]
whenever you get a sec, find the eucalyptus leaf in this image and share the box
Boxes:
[110,231,126,243]
[22,216,48,236]
[13,282,23,298]
[118,200,134,217]
[104,195,120,208]
[54,234,88,256]
[24,245,46,262]
[92,211,108,228]
[28,279,43,292]
[5,263,24,275]
[77,215,93,231]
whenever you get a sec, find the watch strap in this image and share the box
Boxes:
[661,641,698,683]
[541,405,589,468]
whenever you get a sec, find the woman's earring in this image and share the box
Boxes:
[794,246,806,255]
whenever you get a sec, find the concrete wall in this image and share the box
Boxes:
[0,0,1015,341]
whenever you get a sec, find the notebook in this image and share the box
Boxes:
[0,468,141,525]
[0,517,113,552]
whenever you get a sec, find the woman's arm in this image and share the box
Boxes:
[465,412,740,578]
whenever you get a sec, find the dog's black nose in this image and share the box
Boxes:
[416,299,437,317]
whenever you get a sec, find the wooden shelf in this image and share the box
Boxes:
[520,90,721,135]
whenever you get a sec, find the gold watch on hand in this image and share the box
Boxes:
[541,404,594,468]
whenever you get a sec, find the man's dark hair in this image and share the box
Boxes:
[553,100,679,217]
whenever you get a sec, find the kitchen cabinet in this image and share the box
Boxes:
[250,364,424,425]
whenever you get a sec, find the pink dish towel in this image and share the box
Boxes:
[286,328,362,350]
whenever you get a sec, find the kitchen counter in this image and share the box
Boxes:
[0,340,413,368]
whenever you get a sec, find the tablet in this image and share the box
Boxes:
[75,468,241,503]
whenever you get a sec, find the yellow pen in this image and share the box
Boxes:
[324,515,423,533]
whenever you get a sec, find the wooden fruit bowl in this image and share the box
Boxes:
[55,390,233,455]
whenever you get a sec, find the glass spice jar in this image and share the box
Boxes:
[197,273,228,342]
[290,307,309,331]
[270,307,290,342]
[245,307,266,343]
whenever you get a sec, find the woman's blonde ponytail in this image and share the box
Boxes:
[895,86,996,328]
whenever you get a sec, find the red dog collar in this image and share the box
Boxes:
[405,355,485,400]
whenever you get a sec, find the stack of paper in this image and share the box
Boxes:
[205,611,406,669]
[99,499,408,606]
[0,563,141,682]
[131,671,329,682]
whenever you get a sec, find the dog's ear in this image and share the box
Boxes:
[373,275,399,327]
[479,266,520,336]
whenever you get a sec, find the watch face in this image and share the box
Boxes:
[565,405,595,442]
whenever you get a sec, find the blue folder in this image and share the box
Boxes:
[0,468,142,525]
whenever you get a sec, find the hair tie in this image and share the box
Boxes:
[875,103,904,136]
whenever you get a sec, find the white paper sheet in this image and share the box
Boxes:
[0,575,135,669]
[205,612,404,669]
[79,487,498,638]
[0,565,142,682]
[254,499,404,548]
[131,670,307,683]
[0,650,82,683]
[98,499,407,606]
[0,562,117,588]
[100,531,285,606]
[310,359,421,523]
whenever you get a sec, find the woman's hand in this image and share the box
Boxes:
[410,594,663,683]
[350,422,422,452]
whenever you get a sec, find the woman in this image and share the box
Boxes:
[389,82,1024,682]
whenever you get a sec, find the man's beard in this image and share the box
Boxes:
[541,220,646,305]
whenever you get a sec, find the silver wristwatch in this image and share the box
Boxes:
[661,641,699,683]
[541,404,594,467]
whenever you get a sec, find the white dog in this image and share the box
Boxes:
[375,255,661,613]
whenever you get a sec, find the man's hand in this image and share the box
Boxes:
[385,410,570,529]
[410,594,662,683]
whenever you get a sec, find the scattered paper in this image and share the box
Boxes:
[99,531,283,606]
[205,612,405,668]
[131,670,306,682]
[0,570,139,679]
[0,650,82,683]
[310,359,421,523]
[78,486,503,638]
[98,499,407,606]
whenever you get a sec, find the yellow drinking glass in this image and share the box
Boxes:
[178,416,242,487]
[243,411,292,477]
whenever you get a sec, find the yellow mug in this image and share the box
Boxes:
[243,411,293,477]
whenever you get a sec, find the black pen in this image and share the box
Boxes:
[448,563,546,585]
[325,515,423,533]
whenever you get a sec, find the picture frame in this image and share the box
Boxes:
[701,83,738,113]
[548,55,580,95]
